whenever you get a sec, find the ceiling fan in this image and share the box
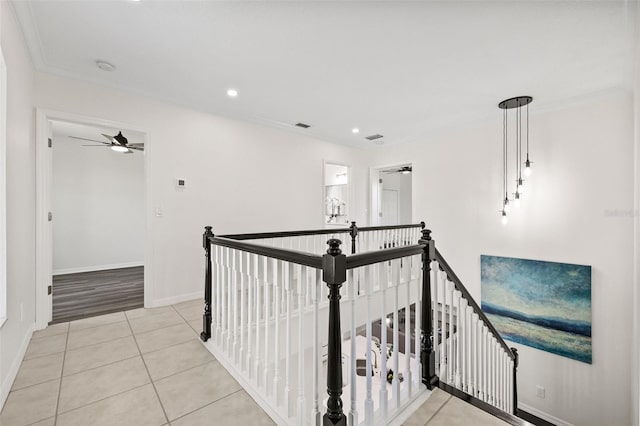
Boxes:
[69,131,144,154]
[383,166,412,174]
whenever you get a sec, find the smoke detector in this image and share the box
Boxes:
[96,60,116,72]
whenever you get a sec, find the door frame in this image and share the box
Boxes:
[369,162,413,226]
[35,109,151,329]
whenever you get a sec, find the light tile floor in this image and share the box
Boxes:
[1,300,508,426]
[0,299,273,426]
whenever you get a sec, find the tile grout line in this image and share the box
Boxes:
[55,383,150,417]
[125,310,172,425]
[424,394,453,426]
[168,388,244,424]
[53,319,72,426]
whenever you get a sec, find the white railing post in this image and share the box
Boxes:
[364,264,374,425]
[272,259,281,404]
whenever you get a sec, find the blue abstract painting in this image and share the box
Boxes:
[481,255,592,364]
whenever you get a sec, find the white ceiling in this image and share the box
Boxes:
[13,1,638,148]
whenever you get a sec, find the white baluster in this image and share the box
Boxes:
[246,252,253,379]
[439,272,446,380]
[447,281,454,385]
[459,297,468,392]
[272,259,280,403]
[465,305,473,394]
[379,261,388,418]
[225,248,232,355]
[254,254,261,384]
[284,263,293,416]
[471,313,479,397]
[454,290,462,389]
[312,268,321,426]
[414,255,422,388]
[432,264,439,376]
[263,257,270,393]
[392,259,400,409]
[215,245,221,344]
[297,265,306,425]
[239,250,245,371]
[404,256,412,397]
[482,325,488,401]
[348,267,358,426]
[364,264,374,425]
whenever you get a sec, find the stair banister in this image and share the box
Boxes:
[201,226,214,342]
[419,228,438,389]
[322,238,347,426]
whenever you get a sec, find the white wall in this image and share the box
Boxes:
[381,172,412,224]
[35,72,372,306]
[370,91,634,426]
[52,134,144,274]
[0,1,36,408]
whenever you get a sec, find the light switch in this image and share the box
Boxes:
[176,178,186,188]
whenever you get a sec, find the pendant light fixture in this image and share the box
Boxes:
[498,96,533,224]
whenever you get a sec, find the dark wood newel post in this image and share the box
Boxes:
[200,226,214,342]
[419,227,437,389]
[349,221,358,254]
[512,347,519,415]
[322,239,347,426]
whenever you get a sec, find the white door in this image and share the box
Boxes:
[381,189,399,226]
[45,121,53,322]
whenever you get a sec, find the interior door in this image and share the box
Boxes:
[45,120,53,322]
[381,189,399,226]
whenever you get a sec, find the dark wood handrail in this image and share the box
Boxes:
[435,248,516,360]
[219,223,424,241]
[346,244,425,269]
[210,236,323,269]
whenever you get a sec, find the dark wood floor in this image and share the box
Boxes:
[52,266,144,324]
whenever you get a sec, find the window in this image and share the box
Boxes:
[0,47,7,327]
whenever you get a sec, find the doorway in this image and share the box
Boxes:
[370,163,413,226]
[35,110,150,328]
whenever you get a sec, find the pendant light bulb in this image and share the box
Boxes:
[514,191,521,208]
[517,178,524,194]
[524,158,532,177]
[503,197,510,213]
[501,211,508,225]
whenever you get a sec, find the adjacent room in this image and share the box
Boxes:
[50,121,145,323]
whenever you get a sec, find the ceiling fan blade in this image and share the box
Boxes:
[128,143,144,148]
[70,136,110,145]
[81,145,111,147]
[101,133,116,143]
[127,145,144,151]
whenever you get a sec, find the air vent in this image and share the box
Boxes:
[295,122,311,129]
[365,134,384,141]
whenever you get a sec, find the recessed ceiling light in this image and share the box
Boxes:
[352,128,360,134]
[96,60,115,72]
[227,89,238,98]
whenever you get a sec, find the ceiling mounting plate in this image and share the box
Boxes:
[498,96,533,109]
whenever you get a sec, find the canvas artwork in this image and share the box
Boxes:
[480,255,592,364]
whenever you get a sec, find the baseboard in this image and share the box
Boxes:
[1,323,34,410]
[147,291,201,308]
[52,262,144,276]
[519,403,574,426]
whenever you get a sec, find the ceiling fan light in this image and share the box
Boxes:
[111,145,129,153]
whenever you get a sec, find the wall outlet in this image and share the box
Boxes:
[536,385,546,398]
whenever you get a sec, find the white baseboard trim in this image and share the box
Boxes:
[1,323,35,410]
[52,262,144,276]
[147,291,201,308]
[519,402,575,426]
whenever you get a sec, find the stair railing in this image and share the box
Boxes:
[431,243,519,415]
[200,223,518,425]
